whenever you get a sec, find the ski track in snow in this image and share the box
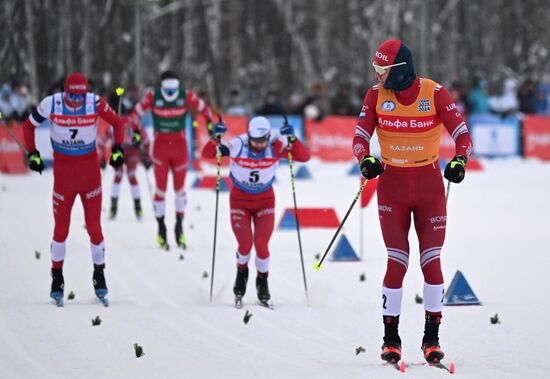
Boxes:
[1,158,550,378]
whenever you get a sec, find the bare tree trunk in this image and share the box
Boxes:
[134,0,142,88]
[80,0,92,75]
[24,0,38,102]
[197,0,220,105]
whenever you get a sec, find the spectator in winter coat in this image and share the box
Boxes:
[517,78,536,114]
[257,90,286,116]
[467,78,490,115]
[489,77,519,117]
[534,84,550,115]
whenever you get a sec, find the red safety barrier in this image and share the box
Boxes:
[192,175,232,190]
[305,116,356,161]
[0,122,28,174]
[194,115,248,168]
[523,115,550,161]
[278,207,341,229]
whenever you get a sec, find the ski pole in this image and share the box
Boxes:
[283,115,308,300]
[116,87,125,115]
[209,114,223,302]
[314,178,369,270]
[0,114,29,155]
[445,180,451,205]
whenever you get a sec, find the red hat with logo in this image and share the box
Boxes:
[64,72,88,95]
[374,39,402,66]
[374,39,416,91]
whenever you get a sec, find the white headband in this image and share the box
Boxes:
[161,78,180,89]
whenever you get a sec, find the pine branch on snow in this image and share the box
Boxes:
[134,343,144,357]
[415,294,423,304]
[490,313,501,324]
[34,250,41,260]
[91,316,102,326]
[202,271,208,278]
[355,346,366,355]
[359,273,366,282]
[68,291,75,300]
[243,310,252,324]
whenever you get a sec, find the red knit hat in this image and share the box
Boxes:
[64,72,88,94]
[374,39,401,66]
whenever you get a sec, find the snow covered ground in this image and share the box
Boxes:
[1,157,549,378]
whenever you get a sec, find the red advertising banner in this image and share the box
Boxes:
[305,116,356,161]
[523,115,550,161]
[194,115,248,167]
[0,122,28,174]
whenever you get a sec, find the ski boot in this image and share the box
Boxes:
[93,264,109,306]
[175,214,186,250]
[134,198,143,220]
[50,268,65,307]
[256,272,271,307]
[422,314,445,363]
[156,216,169,251]
[381,316,402,363]
[109,197,118,219]
[233,266,249,308]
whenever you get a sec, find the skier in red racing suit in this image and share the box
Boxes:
[352,40,473,364]
[23,72,126,306]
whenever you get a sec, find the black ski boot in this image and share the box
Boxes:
[134,198,143,220]
[156,216,169,251]
[109,197,118,219]
[256,272,270,305]
[422,314,445,363]
[233,266,249,297]
[92,263,109,297]
[175,214,186,250]
[50,268,64,306]
[381,316,402,363]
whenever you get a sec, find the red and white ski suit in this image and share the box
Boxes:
[353,76,472,316]
[131,89,212,218]
[202,135,310,274]
[98,115,151,200]
[23,93,124,268]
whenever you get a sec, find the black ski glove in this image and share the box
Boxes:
[360,155,384,179]
[444,155,467,183]
[28,150,45,174]
[109,144,125,168]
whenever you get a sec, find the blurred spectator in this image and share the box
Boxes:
[287,91,304,115]
[256,90,286,116]
[489,77,519,117]
[0,84,14,120]
[0,82,29,123]
[301,82,330,120]
[224,88,250,115]
[517,78,536,114]
[533,83,549,114]
[330,83,355,116]
[450,81,468,118]
[467,77,490,115]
